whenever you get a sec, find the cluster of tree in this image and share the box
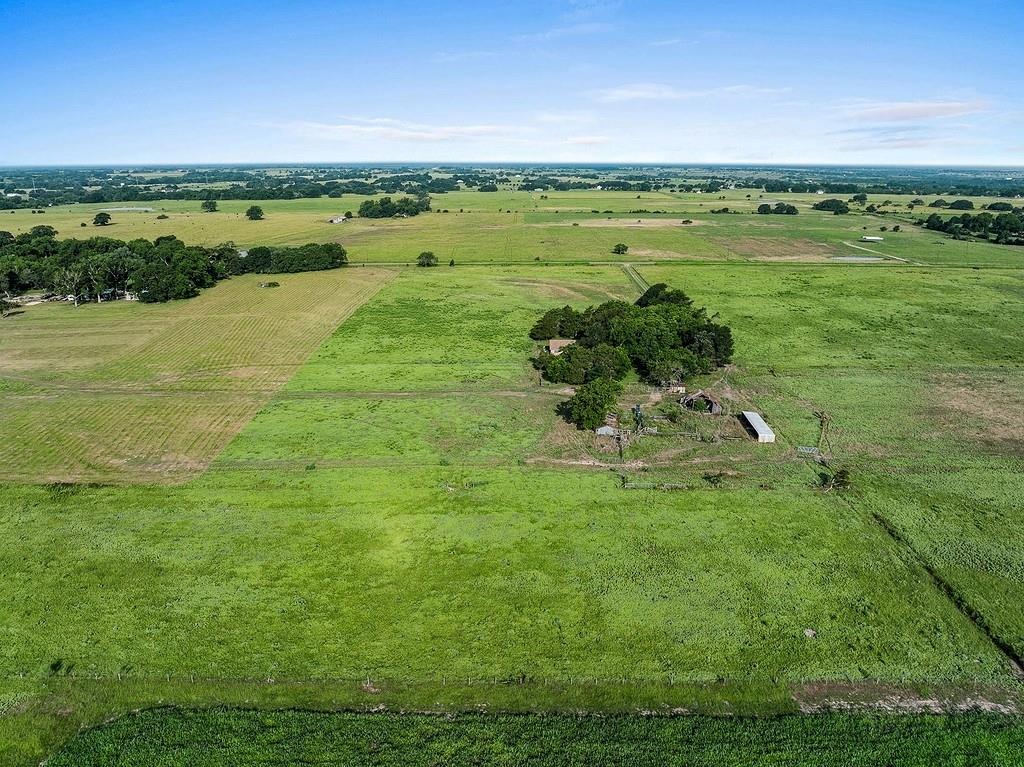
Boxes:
[560,378,624,430]
[812,199,850,215]
[928,199,975,210]
[0,228,347,304]
[920,211,1024,245]
[756,202,798,215]
[529,284,733,427]
[357,196,430,218]
[245,243,347,273]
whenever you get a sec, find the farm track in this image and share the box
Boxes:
[621,263,651,292]
[840,240,922,265]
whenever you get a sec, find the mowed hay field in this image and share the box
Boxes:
[5,189,1022,266]
[5,261,1024,765]
[0,268,393,482]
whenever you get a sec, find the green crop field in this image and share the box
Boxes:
[3,188,1024,765]
[0,268,394,482]
[45,709,1024,767]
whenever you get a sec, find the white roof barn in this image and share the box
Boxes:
[741,411,776,443]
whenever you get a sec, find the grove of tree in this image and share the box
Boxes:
[530,283,734,428]
[757,203,798,215]
[358,196,431,218]
[812,199,850,215]
[0,227,347,304]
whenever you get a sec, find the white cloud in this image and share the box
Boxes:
[534,110,595,125]
[282,117,530,143]
[845,100,987,122]
[514,21,612,42]
[649,37,682,47]
[831,125,979,152]
[591,82,788,103]
[564,135,610,145]
[431,50,495,64]
[591,83,696,102]
[564,0,621,18]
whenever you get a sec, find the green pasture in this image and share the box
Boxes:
[2,195,1024,764]
[4,189,1021,266]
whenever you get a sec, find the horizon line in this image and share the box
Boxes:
[2,161,1024,171]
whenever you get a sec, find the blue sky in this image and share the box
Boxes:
[4,0,1022,166]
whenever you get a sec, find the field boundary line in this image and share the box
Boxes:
[840,241,922,265]
[621,264,650,293]
[850,498,1024,679]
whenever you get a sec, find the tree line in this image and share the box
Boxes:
[1,170,467,210]
[0,227,347,304]
[7,165,1024,211]
[529,284,734,429]
[920,210,1024,245]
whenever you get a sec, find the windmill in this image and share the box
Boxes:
[632,404,645,432]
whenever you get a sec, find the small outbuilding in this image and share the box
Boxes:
[546,339,576,356]
[741,411,776,443]
[681,390,723,415]
[328,216,348,224]
[860,235,884,242]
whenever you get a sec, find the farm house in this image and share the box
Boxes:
[546,339,576,356]
[860,236,884,242]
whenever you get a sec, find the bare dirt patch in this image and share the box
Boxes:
[500,278,609,302]
[628,248,702,260]
[539,218,708,229]
[932,372,1024,454]
[793,681,1020,714]
[715,237,837,261]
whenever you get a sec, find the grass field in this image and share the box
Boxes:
[2,189,1024,764]
[4,189,1021,266]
